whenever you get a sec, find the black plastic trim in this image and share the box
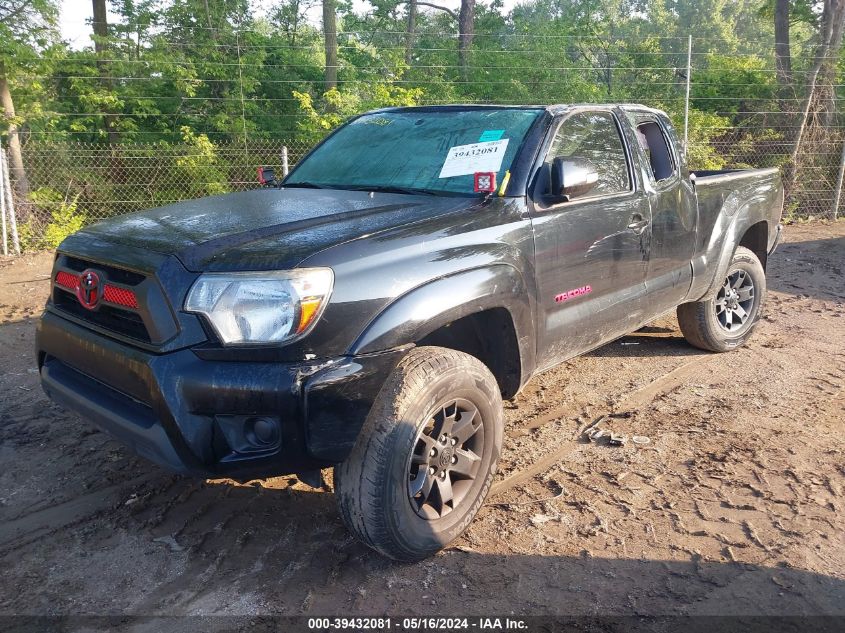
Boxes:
[41,357,187,473]
[37,311,409,478]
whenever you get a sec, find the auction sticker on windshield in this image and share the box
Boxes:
[439,139,510,178]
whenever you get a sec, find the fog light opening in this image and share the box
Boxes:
[245,416,280,448]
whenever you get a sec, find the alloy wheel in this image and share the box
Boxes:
[715,268,755,332]
[407,398,485,520]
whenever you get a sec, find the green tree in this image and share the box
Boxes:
[0,0,59,197]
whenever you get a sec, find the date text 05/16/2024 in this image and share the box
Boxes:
[306,617,528,631]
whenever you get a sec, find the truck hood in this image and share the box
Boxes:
[72,188,474,272]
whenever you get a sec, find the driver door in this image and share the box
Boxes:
[530,108,652,370]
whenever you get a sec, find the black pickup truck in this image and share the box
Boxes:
[37,104,782,560]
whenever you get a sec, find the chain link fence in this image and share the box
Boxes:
[707,134,845,219]
[2,32,844,252]
[10,132,843,249]
[7,139,314,250]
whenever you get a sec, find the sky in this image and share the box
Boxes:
[59,0,522,49]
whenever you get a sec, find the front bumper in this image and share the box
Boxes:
[37,311,404,479]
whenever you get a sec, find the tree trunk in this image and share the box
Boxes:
[202,0,213,29]
[0,61,30,200]
[815,0,845,128]
[774,0,791,85]
[458,0,475,81]
[323,0,338,90]
[405,0,417,66]
[290,0,301,46]
[788,0,845,195]
[91,0,120,144]
[91,0,109,57]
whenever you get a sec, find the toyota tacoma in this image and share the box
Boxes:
[37,104,783,560]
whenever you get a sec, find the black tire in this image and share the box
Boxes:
[334,346,503,561]
[677,246,766,352]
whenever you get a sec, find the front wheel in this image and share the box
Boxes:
[334,346,503,561]
[677,246,766,352]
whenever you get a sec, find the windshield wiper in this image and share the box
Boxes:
[283,181,327,189]
[285,182,454,197]
[346,185,441,196]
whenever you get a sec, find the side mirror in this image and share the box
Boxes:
[257,166,276,187]
[550,157,599,201]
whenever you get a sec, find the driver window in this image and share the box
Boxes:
[539,111,631,197]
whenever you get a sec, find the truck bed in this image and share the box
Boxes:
[691,167,782,255]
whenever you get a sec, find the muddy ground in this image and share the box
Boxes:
[0,222,843,624]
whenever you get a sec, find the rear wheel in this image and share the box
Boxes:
[677,246,766,352]
[334,346,503,561]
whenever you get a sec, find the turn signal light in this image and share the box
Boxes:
[297,297,322,333]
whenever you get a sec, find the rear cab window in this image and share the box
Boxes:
[632,118,677,184]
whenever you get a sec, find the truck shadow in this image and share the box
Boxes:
[586,326,703,359]
[26,470,843,620]
[3,413,844,620]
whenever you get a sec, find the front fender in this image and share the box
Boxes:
[350,265,535,379]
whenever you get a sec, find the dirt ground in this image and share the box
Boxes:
[0,222,843,623]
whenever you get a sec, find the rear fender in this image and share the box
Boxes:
[350,265,535,384]
[689,198,771,302]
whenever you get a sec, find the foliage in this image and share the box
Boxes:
[293,83,423,137]
[1,0,843,241]
[171,126,229,199]
[683,110,730,171]
[3,0,813,148]
[0,0,60,140]
[24,187,85,249]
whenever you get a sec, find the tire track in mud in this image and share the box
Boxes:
[490,289,828,501]
[123,485,266,613]
[492,351,720,498]
[505,353,712,440]
[126,484,353,615]
[0,474,155,552]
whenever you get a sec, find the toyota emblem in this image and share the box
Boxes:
[76,269,102,310]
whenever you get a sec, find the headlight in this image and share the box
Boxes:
[184,268,333,345]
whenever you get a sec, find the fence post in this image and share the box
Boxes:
[683,34,692,151]
[833,136,845,220]
[236,28,249,162]
[0,146,7,256]
[1,147,20,255]
[282,145,289,177]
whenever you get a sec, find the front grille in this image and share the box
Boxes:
[52,256,152,343]
[54,288,151,343]
[63,256,146,286]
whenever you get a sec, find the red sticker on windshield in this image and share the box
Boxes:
[474,172,497,193]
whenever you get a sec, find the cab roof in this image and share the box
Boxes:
[370,103,664,117]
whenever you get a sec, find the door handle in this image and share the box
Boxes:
[627,215,649,234]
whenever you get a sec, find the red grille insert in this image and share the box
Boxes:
[55,271,139,309]
[103,285,139,309]
[55,271,79,291]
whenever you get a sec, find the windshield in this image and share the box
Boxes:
[285,108,543,196]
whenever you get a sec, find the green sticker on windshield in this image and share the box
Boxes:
[479,129,505,142]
